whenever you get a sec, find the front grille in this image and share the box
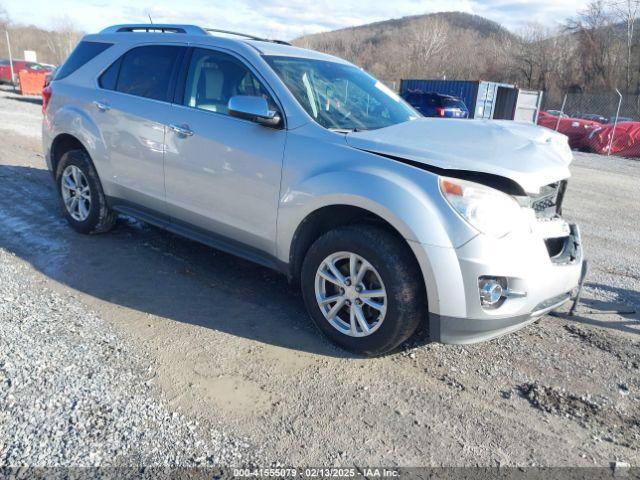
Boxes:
[545,223,581,264]
[531,180,567,219]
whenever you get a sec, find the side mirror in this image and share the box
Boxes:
[228,95,282,127]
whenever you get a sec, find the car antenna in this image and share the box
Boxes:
[147,13,153,24]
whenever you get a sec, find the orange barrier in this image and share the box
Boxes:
[18,70,47,96]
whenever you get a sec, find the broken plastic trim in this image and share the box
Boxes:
[357,149,527,196]
[555,179,568,216]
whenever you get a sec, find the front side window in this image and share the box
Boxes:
[183,48,275,116]
[114,45,183,102]
[265,56,417,131]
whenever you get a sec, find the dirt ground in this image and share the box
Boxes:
[0,88,638,467]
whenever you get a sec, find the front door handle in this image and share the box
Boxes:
[93,100,110,112]
[169,124,194,137]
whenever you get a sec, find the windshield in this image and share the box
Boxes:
[265,56,418,131]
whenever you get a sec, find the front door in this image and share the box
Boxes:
[163,47,287,255]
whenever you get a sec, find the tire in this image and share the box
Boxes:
[55,149,117,234]
[301,225,426,356]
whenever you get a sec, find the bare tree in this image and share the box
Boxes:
[513,23,576,95]
[0,2,11,67]
[566,0,619,90]
[0,2,8,27]
[293,7,633,101]
[514,24,545,88]
[609,0,640,90]
[405,18,448,77]
[45,16,82,64]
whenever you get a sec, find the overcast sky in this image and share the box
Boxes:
[3,0,590,40]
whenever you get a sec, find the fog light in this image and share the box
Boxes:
[479,276,507,309]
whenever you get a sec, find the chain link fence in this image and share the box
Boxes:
[539,90,640,158]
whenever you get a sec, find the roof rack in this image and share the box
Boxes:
[204,28,291,45]
[100,24,208,35]
[99,24,292,45]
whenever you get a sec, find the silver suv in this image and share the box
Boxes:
[43,24,585,355]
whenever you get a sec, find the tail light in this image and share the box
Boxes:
[42,85,52,114]
[435,106,445,117]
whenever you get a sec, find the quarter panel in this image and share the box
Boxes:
[45,83,109,179]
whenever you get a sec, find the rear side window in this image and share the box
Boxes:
[404,93,422,105]
[114,45,183,102]
[99,57,121,90]
[56,41,112,80]
[417,95,438,107]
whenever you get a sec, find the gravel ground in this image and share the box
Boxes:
[0,89,257,468]
[0,86,42,139]
[0,249,253,467]
[0,88,638,468]
[562,153,640,311]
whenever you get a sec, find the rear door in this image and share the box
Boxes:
[163,47,286,256]
[91,44,186,213]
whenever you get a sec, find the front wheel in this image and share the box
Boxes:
[301,225,426,356]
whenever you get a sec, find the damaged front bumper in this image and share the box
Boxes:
[421,220,585,344]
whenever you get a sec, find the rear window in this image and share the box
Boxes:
[113,45,183,102]
[403,93,437,107]
[55,41,112,80]
[441,98,466,109]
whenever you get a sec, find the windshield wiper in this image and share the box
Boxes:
[329,128,366,134]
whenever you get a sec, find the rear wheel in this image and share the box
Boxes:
[55,149,117,234]
[301,225,426,356]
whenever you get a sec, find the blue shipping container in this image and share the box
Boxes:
[399,79,515,119]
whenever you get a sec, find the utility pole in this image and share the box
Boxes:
[5,29,16,91]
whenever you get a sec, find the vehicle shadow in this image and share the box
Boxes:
[0,164,358,358]
[552,284,639,336]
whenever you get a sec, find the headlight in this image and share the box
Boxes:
[439,176,523,237]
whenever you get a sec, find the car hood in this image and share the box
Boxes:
[345,118,573,194]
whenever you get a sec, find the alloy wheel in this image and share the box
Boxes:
[314,251,387,337]
[61,165,91,221]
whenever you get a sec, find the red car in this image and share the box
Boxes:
[0,59,52,84]
[585,121,640,157]
[537,111,602,150]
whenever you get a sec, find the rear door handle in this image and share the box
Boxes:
[93,100,110,112]
[169,124,194,137]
